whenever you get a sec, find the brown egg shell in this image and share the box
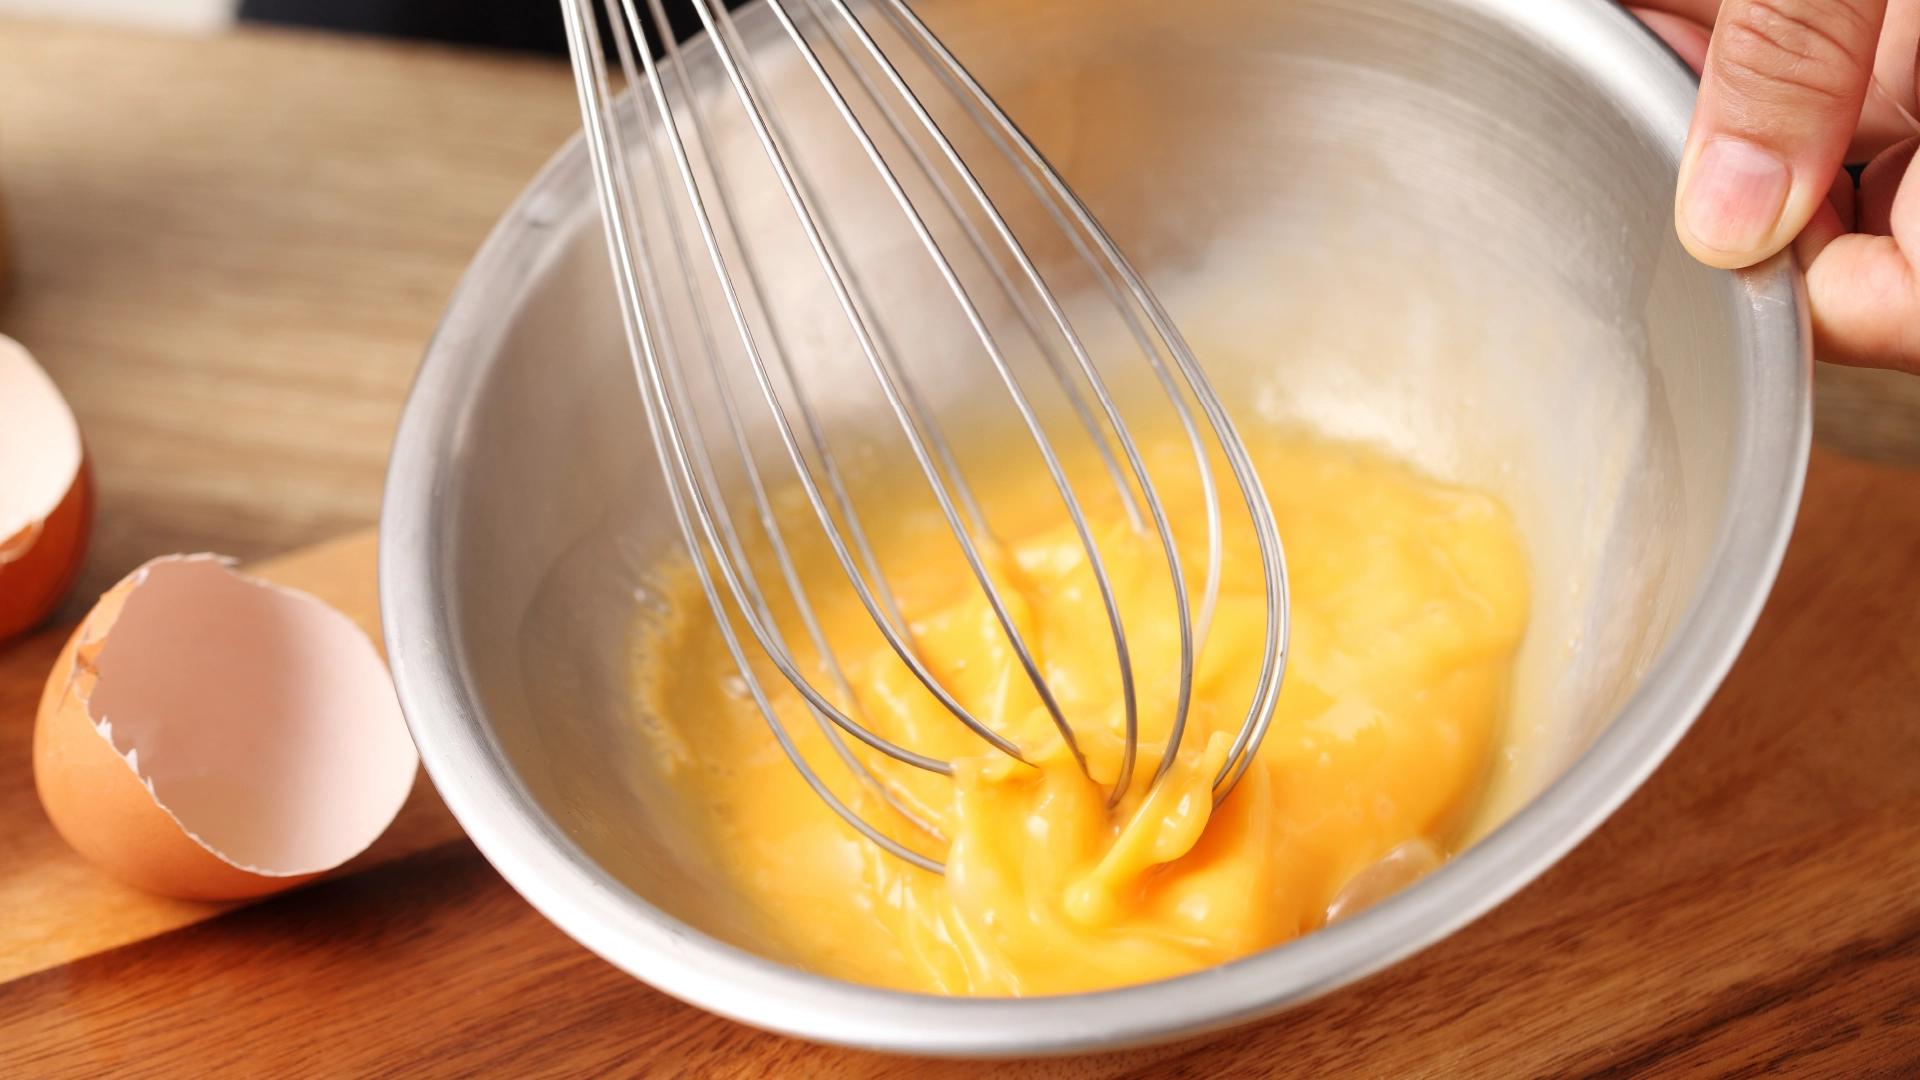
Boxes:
[33,555,418,901]
[0,334,92,643]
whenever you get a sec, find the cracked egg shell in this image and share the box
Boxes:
[33,554,418,900]
[0,334,93,643]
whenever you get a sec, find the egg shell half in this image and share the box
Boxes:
[0,334,92,642]
[33,554,419,900]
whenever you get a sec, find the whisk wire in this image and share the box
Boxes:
[563,0,1291,871]
[802,0,1226,799]
[609,1,956,843]
[867,0,1292,796]
[627,0,1034,775]
[563,0,946,872]
[699,0,1120,782]
[794,0,1148,541]
[868,3,1230,790]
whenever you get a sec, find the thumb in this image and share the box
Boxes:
[1677,0,1887,268]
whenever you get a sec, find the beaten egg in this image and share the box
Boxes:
[635,431,1529,994]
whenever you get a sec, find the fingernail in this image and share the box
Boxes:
[1680,138,1791,256]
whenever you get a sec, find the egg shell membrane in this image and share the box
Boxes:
[33,555,417,900]
[0,334,90,642]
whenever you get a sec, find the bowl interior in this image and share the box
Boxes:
[386,0,1806,1052]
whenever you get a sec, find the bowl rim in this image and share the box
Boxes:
[379,0,1811,1056]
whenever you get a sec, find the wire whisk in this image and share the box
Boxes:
[560,0,1289,873]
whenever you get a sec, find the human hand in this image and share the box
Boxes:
[1629,1,1920,373]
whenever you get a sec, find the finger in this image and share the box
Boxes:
[1798,137,1920,371]
[1858,134,1920,230]
[1795,168,1856,256]
[1799,200,1854,258]
[1632,7,1714,72]
[1851,18,1920,159]
[1872,0,1920,112]
[1677,0,1888,269]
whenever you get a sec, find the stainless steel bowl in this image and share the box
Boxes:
[381,0,1808,1055]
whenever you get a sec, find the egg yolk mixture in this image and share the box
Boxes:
[634,434,1530,995]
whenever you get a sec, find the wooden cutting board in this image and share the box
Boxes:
[0,529,466,984]
[3,447,1919,1078]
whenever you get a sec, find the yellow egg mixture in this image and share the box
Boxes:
[634,434,1530,995]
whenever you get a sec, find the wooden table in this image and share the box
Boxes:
[3,14,1919,1078]
[0,14,581,619]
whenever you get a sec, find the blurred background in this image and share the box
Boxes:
[0,0,594,50]
[238,0,575,52]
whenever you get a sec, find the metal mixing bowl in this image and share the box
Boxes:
[381,0,1808,1055]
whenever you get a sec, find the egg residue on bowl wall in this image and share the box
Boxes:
[34,554,419,901]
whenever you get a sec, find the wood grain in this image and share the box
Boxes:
[1816,362,1920,466]
[0,16,560,976]
[0,528,464,982]
[0,16,580,623]
[2,448,1917,1077]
